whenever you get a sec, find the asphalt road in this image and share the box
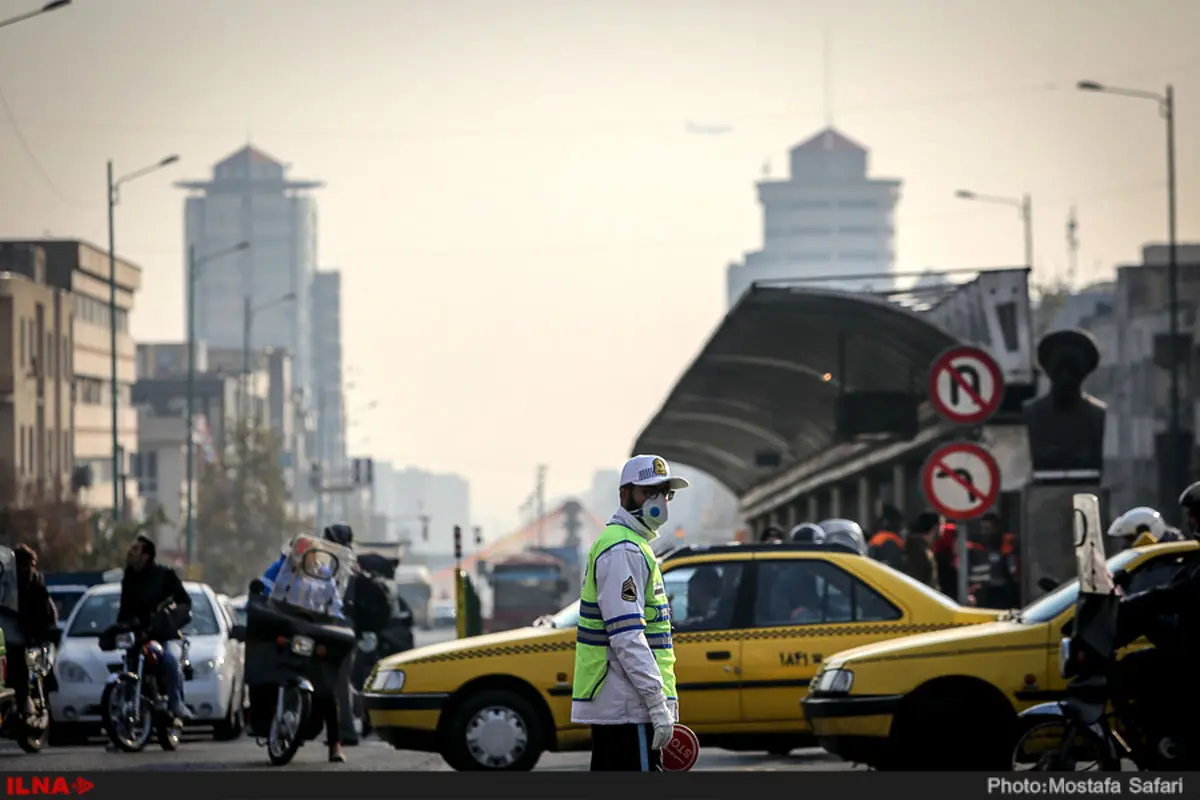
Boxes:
[0,736,857,772]
[0,628,861,771]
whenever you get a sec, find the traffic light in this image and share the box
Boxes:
[352,458,374,486]
[453,526,463,560]
[473,526,483,547]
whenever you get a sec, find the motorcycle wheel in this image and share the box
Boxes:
[266,686,310,767]
[156,716,182,751]
[1012,718,1121,771]
[101,679,154,753]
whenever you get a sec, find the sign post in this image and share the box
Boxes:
[925,345,1006,605]
[453,525,466,640]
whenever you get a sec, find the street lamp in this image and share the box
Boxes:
[1078,78,1182,496]
[0,0,71,32]
[955,189,1033,270]
[107,153,179,520]
[184,241,249,565]
[241,291,297,428]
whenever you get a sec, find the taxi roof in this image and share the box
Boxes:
[660,540,861,563]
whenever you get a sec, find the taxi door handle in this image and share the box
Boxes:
[706,650,731,661]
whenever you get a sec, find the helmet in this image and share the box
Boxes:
[817,519,867,555]
[1107,507,1166,543]
[789,523,826,544]
[1179,482,1200,510]
[323,524,354,547]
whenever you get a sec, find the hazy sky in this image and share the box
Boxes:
[1,0,1198,535]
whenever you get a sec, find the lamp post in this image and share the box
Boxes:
[185,241,249,565]
[0,0,71,32]
[107,153,179,520]
[1078,79,1181,495]
[241,291,297,430]
[954,189,1033,270]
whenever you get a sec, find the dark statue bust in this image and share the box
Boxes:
[1023,328,1107,478]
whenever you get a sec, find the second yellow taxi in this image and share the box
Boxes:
[364,540,1001,770]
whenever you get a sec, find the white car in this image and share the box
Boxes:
[51,581,246,741]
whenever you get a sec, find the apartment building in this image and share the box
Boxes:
[0,244,74,504]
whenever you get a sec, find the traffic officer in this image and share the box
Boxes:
[573,454,688,771]
[867,504,906,572]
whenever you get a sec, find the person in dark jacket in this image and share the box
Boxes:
[903,512,940,588]
[116,534,193,720]
[10,545,58,715]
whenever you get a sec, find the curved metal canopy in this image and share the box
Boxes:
[633,285,960,495]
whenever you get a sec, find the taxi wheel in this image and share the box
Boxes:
[442,689,545,771]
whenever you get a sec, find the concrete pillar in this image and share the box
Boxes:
[830,485,843,518]
[807,494,820,522]
[857,474,872,529]
[893,462,908,514]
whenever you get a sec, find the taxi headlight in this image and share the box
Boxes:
[290,636,315,657]
[369,669,405,692]
[814,668,854,694]
[358,632,378,654]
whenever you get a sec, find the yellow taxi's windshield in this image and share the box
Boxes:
[1019,548,1142,624]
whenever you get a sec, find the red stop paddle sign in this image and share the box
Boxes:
[661,724,699,771]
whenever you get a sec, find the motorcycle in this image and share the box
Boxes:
[241,535,358,766]
[349,568,414,737]
[0,544,62,753]
[1011,493,1197,771]
[98,599,194,753]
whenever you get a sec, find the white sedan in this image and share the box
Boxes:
[51,581,246,741]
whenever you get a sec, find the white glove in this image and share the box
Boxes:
[647,700,674,751]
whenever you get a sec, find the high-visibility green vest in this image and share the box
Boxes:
[572,524,677,702]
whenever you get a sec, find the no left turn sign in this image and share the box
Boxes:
[928,345,1005,425]
[921,441,1001,521]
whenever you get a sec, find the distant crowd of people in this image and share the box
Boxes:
[758,504,1020,608]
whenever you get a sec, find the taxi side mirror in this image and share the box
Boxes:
[229,624,247,642]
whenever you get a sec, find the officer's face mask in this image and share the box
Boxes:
[632,488,672,530]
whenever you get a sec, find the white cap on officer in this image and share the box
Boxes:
[619,455,690,491]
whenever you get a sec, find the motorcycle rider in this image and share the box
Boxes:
[116,534,193,721]
[10,545,58,717]
[1107,506,1170,550]
[261,523,358,759]
[1107,484,1200,759]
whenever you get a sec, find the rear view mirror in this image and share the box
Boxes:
[1037,577,1059,593]
[229,624,247,642]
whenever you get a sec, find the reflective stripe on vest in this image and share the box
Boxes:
[572,524,677,702]
[869,531,904,550]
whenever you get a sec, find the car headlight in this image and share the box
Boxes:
[359,632,378,654]
[290,636,315,657]
[58,660,91,683]
[191,657,222,677]
[368,668,405,692]
[813,668,854,694]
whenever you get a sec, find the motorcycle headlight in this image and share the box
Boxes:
[115,632,136,649]
[368,668,405,692]
[359,632,378,653]
[290,636,315,657]
[58,660,91,683]
[813,668,854,694]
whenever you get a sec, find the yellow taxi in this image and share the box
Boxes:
[802,539,1200,771]
[364,540,1001,770]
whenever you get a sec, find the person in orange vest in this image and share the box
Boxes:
[867,504,906,572]
[932,521,959,597]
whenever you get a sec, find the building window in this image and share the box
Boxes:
[838,251,879,261]
[797,252,831,262]
[838,225,878,236]
[786,200,831,210]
